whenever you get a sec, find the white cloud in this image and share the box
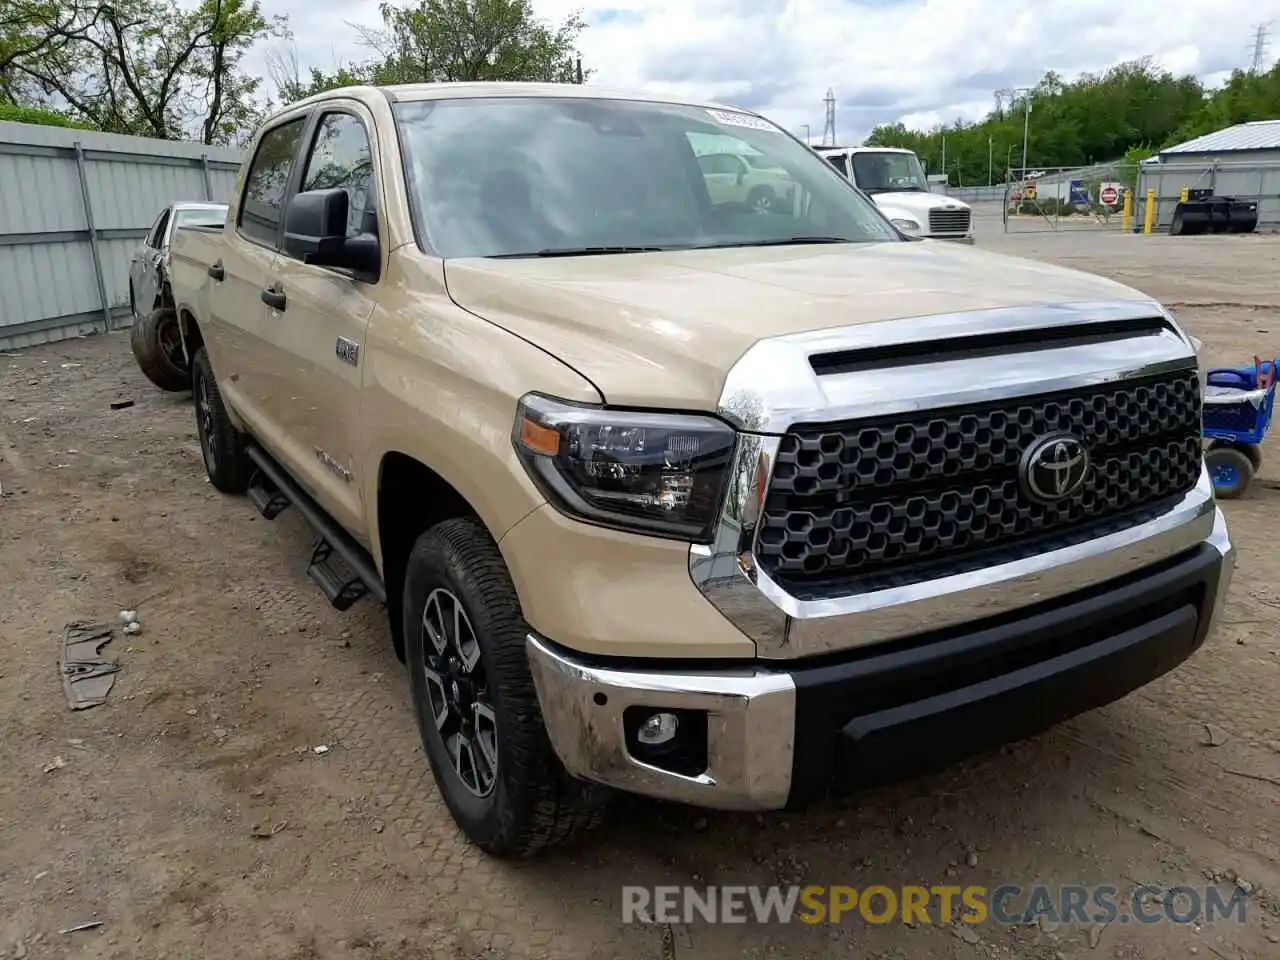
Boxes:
[249,0,1280,143]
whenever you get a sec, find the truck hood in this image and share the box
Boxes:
[442,240,1154,412]
[870,190,969,215]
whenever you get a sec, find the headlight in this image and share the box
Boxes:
[891,218,920,233]
[512,393,736,541]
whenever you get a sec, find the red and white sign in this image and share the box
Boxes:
[1099,183,1120,205]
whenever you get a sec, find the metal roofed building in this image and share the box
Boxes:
[1158,119,1280,162]
[1136,119,1280,231]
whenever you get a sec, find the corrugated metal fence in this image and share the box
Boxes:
[0,121,245,351]
[1136,158,1280,231]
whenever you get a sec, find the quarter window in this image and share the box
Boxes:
[297,112,377,239]
[238,117,307,247]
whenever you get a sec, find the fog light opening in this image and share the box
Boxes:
[623,706,709,778]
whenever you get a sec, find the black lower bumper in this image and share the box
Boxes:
[787,544,1223,805]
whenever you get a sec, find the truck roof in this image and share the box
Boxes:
[281,81,751,116]
[813,145,915,155]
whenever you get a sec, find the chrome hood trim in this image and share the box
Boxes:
[718,298,1196,434]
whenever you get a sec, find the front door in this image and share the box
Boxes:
[257,105,383,539]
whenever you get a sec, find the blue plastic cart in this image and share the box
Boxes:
[1202,356,1277,499]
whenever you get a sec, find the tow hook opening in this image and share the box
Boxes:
[622,706,709,777]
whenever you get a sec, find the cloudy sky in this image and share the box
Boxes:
[250,0,1280,143]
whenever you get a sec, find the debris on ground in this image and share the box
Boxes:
[109,399,134,410]
[250,820,289,839]
[59,621,121,711]
[57,921,102,935]
[313,745,330,755]
[42,756,67,774]
[1200,722,1228,747]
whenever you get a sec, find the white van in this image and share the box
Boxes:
[814,146,974,242]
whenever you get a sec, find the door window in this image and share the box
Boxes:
[296,112,377,240]
[146,208,171,248]
[238,116,308,247]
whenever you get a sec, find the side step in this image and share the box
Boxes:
[307,537,368,611]
[245,445,387,609]
[247,469,291,519]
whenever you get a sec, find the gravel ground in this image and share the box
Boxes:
[1,226,1278,960]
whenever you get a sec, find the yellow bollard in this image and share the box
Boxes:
[1179,185,1189,203]
[1143,189,1156,234]
[1122,190,1133,232]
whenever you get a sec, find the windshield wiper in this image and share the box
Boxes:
[487,245,667,258]
[687,237,855,250]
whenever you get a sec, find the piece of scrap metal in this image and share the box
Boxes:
[60,621,121,711]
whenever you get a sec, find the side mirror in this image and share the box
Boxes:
[736,170,745,186]
[283,188,380,281]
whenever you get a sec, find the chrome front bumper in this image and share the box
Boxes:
[528,507,1233,810]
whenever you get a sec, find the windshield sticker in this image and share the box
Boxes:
[707,109,779,133]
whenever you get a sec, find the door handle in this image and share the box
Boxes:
[261,285,287,311]
[207,261,225,281]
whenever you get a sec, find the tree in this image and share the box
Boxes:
[865,57,1280,186]
[0,0,98,102]
[5,0,285,143]
[358,0,590,85]
[263,43,373,105]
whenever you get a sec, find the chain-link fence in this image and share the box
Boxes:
[943,158,1280,238]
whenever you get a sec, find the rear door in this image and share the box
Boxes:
[256,104,383,538]
[212,113,311,446]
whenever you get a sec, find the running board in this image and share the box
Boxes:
[245,445,387,607]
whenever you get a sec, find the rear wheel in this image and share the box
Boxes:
[130,306,192,392]
[191,346,250,493]
[403,516,607,857]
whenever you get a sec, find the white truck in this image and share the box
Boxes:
[815,145,973,242]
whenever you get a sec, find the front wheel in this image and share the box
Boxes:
[403,516,607,857]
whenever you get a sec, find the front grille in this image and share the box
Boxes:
[928,208,971,234]
[755,369,1203,595]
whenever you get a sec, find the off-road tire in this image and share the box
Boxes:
[130,306,192,393]
[404,516,608,857]
[191,346,251,494]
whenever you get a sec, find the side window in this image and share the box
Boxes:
[297,112,377,239]
[238,117,307,247]
[826,154,850,179]
[146,208,171,248]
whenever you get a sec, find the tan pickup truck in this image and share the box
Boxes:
[168,82,1235,859]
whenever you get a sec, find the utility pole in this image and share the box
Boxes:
[941,135,946,175]
[575,57,583,84]
[800,123,811,144]
[988,136,993,186]
[1021,97,1032,174]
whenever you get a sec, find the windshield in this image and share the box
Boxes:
[392,97,899,258]
[175,208,228,229]
[851,151,928,194]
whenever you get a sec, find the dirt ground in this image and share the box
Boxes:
[2,227,1279,960]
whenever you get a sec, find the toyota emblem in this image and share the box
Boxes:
[1020,433,1090,503]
